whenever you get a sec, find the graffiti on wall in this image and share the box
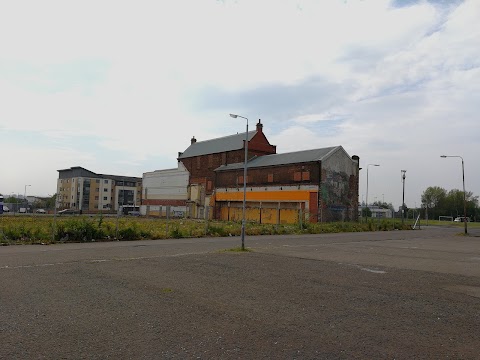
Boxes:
[321,169,354,221]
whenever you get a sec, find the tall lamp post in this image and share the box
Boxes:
[230,113,248,250]
[401,170,406,225]
[365,164,380,220]
[441,155,467,235]
[24,184,31,211]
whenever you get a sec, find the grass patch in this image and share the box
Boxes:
[219,246,253,253]
[0,215,421,245]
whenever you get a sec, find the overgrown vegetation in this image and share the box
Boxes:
[0,215,426,246]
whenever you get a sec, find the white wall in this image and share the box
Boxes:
[143,162,189,201]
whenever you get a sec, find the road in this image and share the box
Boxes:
[1,226,479,359]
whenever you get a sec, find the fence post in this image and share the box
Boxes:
[299,205,303,229]
[166,205,170,238]
[205,205,209,236]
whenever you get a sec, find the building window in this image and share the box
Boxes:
[294,172,302,181]
[302,171,310,181]
[268,173,274,183]
[207,181,212,191]
[95,179,100,183]
[104,179,108,184]
[103,196,108,201]
[104,188,108,192]
[208,154,213,168]
[238,175,249,184]
[95,196,99,200]
[196,157,201,170]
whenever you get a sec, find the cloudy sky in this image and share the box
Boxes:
[0,0,478,209]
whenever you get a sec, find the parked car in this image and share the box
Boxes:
[2,205,9,213]
[128,210,141,216]
[454,217,470,222]
[19,208,27,213]
[58,209,80,215]
[35,209,47,214]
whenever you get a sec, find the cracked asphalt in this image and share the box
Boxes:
[1,226,479,359]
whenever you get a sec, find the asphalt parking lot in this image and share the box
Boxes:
[1,226,479,359]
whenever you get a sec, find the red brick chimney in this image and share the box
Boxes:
[256,119,263,133]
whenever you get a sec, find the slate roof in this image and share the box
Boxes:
[57,166,141,181]
[215,146,343,171]
[178,131,257,159]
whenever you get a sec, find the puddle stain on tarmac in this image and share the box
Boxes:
[444,285,480,299]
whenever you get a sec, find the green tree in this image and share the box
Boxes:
[45,194,57,210]
[361,207,372,218]
[421,186,447,220]
[372,201,394,210]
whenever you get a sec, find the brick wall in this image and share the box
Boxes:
[215,163,321,188]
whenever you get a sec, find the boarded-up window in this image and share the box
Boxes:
[196,157,201,170]
[238,175,249,184]
[207,181,212,191]
[302,171,310,181]
[268,173,274,183]
[222,152,227,164]
[208,154,213,168]
[294,172,302,181]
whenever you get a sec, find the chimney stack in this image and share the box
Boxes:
[256,119,263,133]
[191,136,197,145]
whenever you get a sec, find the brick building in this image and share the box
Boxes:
[144,120,359,223]
[214,146,360,223]
[177,120,276,218]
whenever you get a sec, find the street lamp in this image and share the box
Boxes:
[230,113,248,250]
[365,164,380,220]
[441,155,467,234]
[24,184,31,210]
[401,170,406,225]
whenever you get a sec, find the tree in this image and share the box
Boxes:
[421,186,447,220]
[422,186,479,220]
[362,207,372,218]
[45,194,57,210]
[372,201,394,210]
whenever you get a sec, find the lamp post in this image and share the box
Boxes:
[441,155,467,234]
[401,170,406,225]
[24,184,31,211]
[365,164,380,220]
[230,113,248,250]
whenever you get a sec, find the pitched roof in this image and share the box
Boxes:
[215,146,344,171]
[178,131,256,159]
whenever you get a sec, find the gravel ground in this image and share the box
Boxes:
[1,242,480,359]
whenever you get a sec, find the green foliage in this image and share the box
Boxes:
[422,186,479,220]
[0,215,428,245]
[219,246,253,253]
[361,207,372,218]
[170,224,183,238]
[207,224,229,237]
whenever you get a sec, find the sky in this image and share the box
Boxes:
[0,0,478,210]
